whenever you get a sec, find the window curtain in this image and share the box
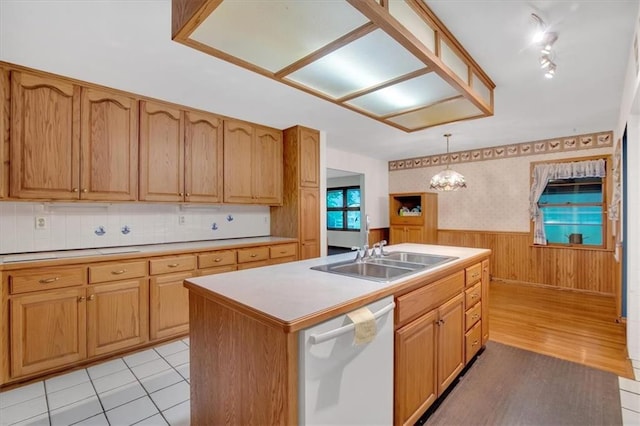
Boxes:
[529,159,606,245]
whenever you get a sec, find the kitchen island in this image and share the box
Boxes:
[184,243,491,425]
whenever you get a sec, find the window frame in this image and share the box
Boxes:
[529,154,612,251]
[326,185,361,232]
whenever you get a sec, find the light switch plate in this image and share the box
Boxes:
[35,216,47,230]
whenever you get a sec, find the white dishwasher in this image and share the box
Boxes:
[298,296,395,425]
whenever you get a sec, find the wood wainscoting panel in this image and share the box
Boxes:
[438,230,616,295]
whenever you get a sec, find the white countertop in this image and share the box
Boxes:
[185,243,490,326]
[0,236,296,265]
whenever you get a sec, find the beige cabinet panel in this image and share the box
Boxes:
[10,71,80,199]
[80,87,138,201]
[87,279,148,357]
[150,271,193,340]
[10,288,86,378]
[139,100,185,202]
[184,111,223,203]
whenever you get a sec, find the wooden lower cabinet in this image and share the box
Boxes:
[395,309,437,426]
[390,225,424,244]
[10,288,87,378]
[87,279,148,357]
[394,292,465,425]
[150,272,193,340]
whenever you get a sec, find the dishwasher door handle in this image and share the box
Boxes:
[309,301,395,345]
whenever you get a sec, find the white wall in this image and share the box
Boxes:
[617,11,640,360]
[327,175,364,248]
[0,202,270,254]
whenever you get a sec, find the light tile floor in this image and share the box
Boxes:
[2,338,638,425]
[0,338,190,426]
[620,359,640,426]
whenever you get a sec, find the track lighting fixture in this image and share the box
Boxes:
[531,13,559,79]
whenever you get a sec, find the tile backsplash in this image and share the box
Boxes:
[0,202,271,254]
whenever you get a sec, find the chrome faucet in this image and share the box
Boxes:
[361,244,371,260]
[351,246,364,263]
[373,240,389,257]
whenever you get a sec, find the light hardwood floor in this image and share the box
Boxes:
[489,280,634,378]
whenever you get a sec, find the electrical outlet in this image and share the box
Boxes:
[35,216,47,230]
[178,215,186,225]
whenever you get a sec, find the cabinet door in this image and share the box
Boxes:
[11,72,81,199]
[395,309,438,426]
[437,293,464,395]
[299,127,319,188]
[223,120,254,203]
[150,272,192,340]
[10,288,86,378]
[389,226,406,244]
[185,111,223,203]
[139,100,184,202]
[80,88,138,201]
[0,68,8,199]
[299,188,320,259]
[253,126,283,205]
[405,226,424,243]
[87,279,148,357]
[481,259,490,345]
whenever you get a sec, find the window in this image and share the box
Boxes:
[327,186,361,231]
[530,157,609,248]
[538,177,604,246]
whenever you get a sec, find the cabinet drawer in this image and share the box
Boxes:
[465,301,482,331]
[270,243,297,259]
[89,261,147,284]
[9,266,86,294]
[396,271,464,326]
[199,250,236,269]
[150,255,196,275]
[237,260,269,270]
[465,321,482,363]
[465,263,482,286]
[465,282,481,307]
[198,265,237,276]
[237,246,269,264]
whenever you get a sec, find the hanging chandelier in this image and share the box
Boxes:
[429,134,467,191]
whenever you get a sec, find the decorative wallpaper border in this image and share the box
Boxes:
[388,131,613,171]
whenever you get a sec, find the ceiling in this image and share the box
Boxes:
[0,0,637,161]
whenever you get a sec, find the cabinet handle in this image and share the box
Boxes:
[82,188,88,193]
[111,269,127,275]
[72,188,79,193]
[280,250,287,254]
[88,294,95,301]
[168,263,179,268]
[472,340,479,346]
[39,277,60,284]
[214,258,222,262]
[471,293,478,299]
[78,296,86,302]
[178,192,184,196]
[250,254,257,258]
[472,273,480,279]
[472,314,479,320]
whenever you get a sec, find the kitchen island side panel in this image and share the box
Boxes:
[189,292,298,425]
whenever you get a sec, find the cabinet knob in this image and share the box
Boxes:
[88,294,95,301]
[168,263,179,268]
[250,254,257,258]
[472,314,479,320]
[82,188,88,193]
[186,193,190,197]
[72,188,79,193]
[214,258,222,262]
[178,192,184,196]
[78,296,86,302]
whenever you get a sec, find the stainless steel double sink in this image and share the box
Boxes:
[311,252,458,283]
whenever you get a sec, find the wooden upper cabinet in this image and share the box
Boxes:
[253,126,283,204]
[0,68,8,199]
[224,120,283,205]
[299,127,319,188]
[80,88,138,201]
[10,71,81,199]
[184,111,223,203]
[139,100,185,202]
